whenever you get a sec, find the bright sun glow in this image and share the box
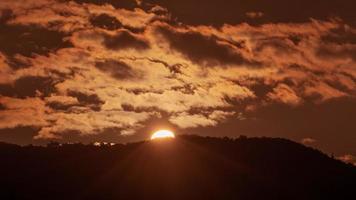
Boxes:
[151,130,175,140]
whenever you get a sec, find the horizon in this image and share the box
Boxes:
[2,133,355,167]
[1,133,354,166]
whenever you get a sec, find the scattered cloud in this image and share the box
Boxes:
[267,84,302,106]
[246,12,264,19]
[0,0,355,149]
[103,30,150,51]
[95,60,139,80]
[301,137,317,145]
[0,96,49,129]
[169,112,217,129]
[169,110,235,129]
[156,25,257,66]
[337,154,356,166]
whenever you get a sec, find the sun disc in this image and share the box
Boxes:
[151,130,175,140]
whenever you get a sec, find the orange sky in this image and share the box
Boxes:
[0,0,355,160]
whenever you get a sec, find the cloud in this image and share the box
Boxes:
[0,96,49,129]
[73,0,139,10]
[301,137,317,145]
[95,59,138,80]
[35,110,153,139]
[0,76,56,98]
[0,24,72,57]
[267,83,302,106]
[337,154,356,166]
[169,111,235,129]
[0,0,355,149]
[67,91,104,111]
[303,81,347,102]
[45,95,79,110]
[103,30,150,50]
[156,25,257,67]
[90,13,123,30]
[246,12,264,19]
[85,3,159,29]
[169,113,217,129]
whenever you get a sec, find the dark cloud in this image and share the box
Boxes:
[254,37,298,55]
[171,84,196,95]
[95,59,137,80]
[0,103,5,110]
[317,44,356,61]
[321,27,356,45]
[0,24,72,57]
[325,77,356,95]
[67,91,104,111]
[157,26,257,66]
[0,76,56,98]
[5,56,32,70]
[288,35,302,46]
[145,58,183,75]
[249,80,275,98]
[103,30,150,50]
[0,9,12,24]
[90,13,144,33]
[45,96,80,111]
[71,0,138,10]
[0,85,13,97]
[46,101,76,111]
[316,26,356,61]
[90,14,123,30]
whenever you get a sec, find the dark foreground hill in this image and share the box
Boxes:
[0,135,355,200]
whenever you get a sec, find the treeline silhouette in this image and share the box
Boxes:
[1,135,355,200]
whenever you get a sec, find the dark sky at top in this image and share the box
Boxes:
[146,0,356,25]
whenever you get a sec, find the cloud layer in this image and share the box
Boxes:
[0,0,355,155]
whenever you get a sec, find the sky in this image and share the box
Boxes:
[0,0,355,160]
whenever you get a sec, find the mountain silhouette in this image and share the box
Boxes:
[0,135,355,200]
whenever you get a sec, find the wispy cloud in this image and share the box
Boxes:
[0,0,355,143]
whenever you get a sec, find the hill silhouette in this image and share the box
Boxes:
[0,135,355,200]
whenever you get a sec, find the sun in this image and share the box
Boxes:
[151,130,175,140]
